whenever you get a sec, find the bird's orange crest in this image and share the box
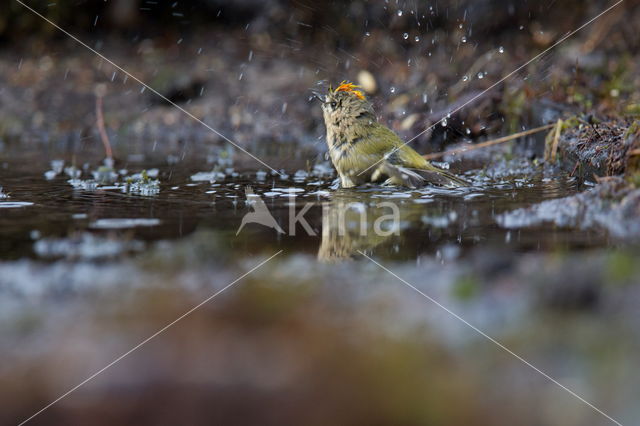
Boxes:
[334,81,365,100]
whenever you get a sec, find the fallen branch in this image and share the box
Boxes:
[423,123,555,160]
[629,149,640,156]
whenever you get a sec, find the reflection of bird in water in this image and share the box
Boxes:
[318,199,399,262]
[236,187,285,235]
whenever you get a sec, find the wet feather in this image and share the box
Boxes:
[320,82,468,188]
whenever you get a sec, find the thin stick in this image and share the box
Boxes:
[550,119,563,163]
[95,94,113,160]
[423,123,555,160]
[629,149,640,156]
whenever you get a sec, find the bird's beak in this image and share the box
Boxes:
[310,90,325,103]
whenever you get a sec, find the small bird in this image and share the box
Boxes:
[317,81,468,188]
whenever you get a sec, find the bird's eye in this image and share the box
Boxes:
[330,101,337,108]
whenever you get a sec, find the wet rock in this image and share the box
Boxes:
[551,118,639,179]
[90,218,161,229]
[497,178,640,239]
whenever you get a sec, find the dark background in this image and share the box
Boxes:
[1,0,638,166]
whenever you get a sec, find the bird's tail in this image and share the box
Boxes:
[378,162,470,188]
[415,163,470,187]
[432,167,470,187]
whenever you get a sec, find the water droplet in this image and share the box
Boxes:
[466,128,471,135]
[462,75,469,82]
[397,10,403,16]
[461,36,467,43]
[414,36,420,42]
[459,24,463,29]
[403,32,409,40]
[498,46,504,53]
[477,72,484,79]
[441,118,448,127]
[390,86,396,94]
[365,31,371,37]
[519,25,524,30]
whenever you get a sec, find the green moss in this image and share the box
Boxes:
[623,120,640,139]
[452,275,479,301]
[602,58,634,99]
[624,104,640,116]
[570,91,593,109]
[500,89,527,134]
[606,251,637,285]
[627,172,640,188]
[624,121,640,177]
[561,115,581,130]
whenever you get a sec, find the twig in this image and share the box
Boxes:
[549,118,563,163]
[570,160,580,177]
[629,149,640,156]
[95,88,113,160]
[580,115,602,139]
[423,123,555,160]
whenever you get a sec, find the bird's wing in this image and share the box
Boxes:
[356,125,404,156]
[361,125,428,168]
[372,162,425,188]
[369,125,470,187]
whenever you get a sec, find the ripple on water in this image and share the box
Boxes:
[89,218,161,229]
[0,202,34,208]
[271,187,305,193]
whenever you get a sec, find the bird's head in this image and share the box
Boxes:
[316,81,375,127]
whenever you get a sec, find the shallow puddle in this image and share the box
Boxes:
[0,156,610,262]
